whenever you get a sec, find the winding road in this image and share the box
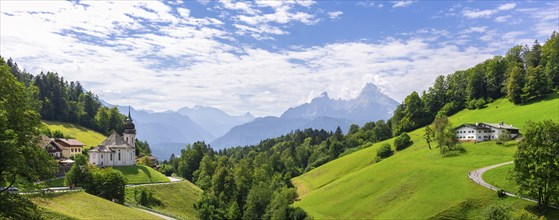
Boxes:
[468,161,539,204]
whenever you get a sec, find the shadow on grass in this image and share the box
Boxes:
[137,166,153,183]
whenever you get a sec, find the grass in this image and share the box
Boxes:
[483,163,519,194]
[125,181,202,219]
[43,120,107,149]
[293,92,559,219]
[113,165,170,184]
[31,191,163,219]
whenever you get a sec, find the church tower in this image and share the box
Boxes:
[123,106,136,147]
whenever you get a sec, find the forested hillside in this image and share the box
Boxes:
[3,56,125,135]
[391,32,558,136]
[158,32,559,219]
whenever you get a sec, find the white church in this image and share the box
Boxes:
[89,110,136,167]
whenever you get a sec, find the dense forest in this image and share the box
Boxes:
[391,32,558,136]
[3,57,125,136]
[158,32,558,220]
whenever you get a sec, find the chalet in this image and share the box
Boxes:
[55,138,86,158]
[454,122,519,142]
[39,136,62,159]
[39,136,85,159]
[89,110,136,167]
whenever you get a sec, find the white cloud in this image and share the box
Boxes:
[328,11,343,19]
[0,0,550,117]
[494,15,511,23]
[462,2,518,19]
[462,9,496,19]
[464,26,487,33]
[498,3,516,11]
[357,1,384,8]
[215,1,320,38]
[393,1,413,8]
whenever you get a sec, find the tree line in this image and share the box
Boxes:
[4,57,125,136]
[392,32,558,137]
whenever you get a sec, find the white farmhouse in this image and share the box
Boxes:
[89,110,136,167]
[454,122,519,142]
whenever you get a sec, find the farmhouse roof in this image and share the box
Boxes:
[479,122,519,130]
[55,138,85,147]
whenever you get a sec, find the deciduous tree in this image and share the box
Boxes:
[514,120,559,214]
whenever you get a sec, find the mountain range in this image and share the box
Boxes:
[109,83,398,158]
[210,83,398,148]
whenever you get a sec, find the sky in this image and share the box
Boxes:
[1,0,558,117]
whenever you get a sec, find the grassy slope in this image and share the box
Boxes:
[125,181,202,219]
[293,93,559,219]
[483,163,518,193]
[31,192,162,219]
[114,165,170,184]
[43,120,106,149]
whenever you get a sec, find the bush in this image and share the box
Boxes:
[134,188,161,207]
[497,189,506,198]
[475,98,487,109]
[376,143,393,159]
[394,132,412,151]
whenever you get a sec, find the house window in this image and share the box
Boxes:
[110,154,113,161]
[101,155,103,159]
[118,152,121,161]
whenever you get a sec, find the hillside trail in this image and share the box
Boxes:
[468,161,557,208]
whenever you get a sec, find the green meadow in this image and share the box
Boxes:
[113,165,170,184]
[483,163,519,193]
[125,180,202,219]
[293,92,559,219]
[43,121,107,149]
[31,192,162,219]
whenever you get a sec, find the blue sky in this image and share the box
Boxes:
[1,0,557,116]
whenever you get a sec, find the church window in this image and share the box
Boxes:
[110,154,113,161]
[119,152,121,161]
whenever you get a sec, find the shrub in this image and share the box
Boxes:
[376,143,393,159]
[394,132,413,151]
[497,189,506,198]
[484,204,511,220]
[475,98,487,109]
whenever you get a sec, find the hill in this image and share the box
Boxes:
[31,191,162,219]
[125,180,202,219]
[292,93,559,219]
[113,165,170,184]
[43,121,106,148]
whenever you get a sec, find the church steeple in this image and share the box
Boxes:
[123,106,136,147]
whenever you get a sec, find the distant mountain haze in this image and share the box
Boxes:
[115,106,214,159]
[104,83,397,155]
[177,105,254,138]
[211,83,398,149]
[281,83,398,124]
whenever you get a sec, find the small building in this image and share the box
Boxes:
[54,138,86,158]
[38,136,85,159]
[89,109,136,167]
[39,136,62,159]
[455,122,519,142]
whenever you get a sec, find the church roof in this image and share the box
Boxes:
[98,131,135,150]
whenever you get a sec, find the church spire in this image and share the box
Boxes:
[127,106,132,121]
